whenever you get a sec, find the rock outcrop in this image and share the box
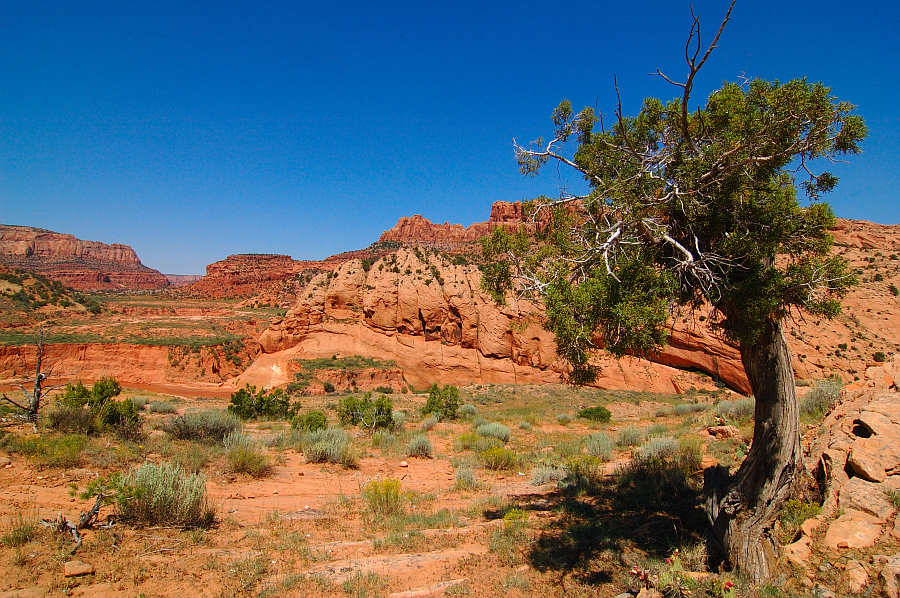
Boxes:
[254,248,742,391]
[377,201,529,249]
[0,225,168,290]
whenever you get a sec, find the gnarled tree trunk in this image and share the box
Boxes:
[705,318,801,582]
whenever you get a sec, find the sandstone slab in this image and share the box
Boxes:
[845,560,868,594]
[839,476,896,520]
[63,561,93,577]
[784,536,812,567]
[823,511,882,549]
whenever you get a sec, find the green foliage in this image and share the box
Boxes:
[616,425,643,448]
[874,351,887,363]
[779,499,820,527]
[476,422,511,443]
[300,428,358,467]
[224,432,271,478]
[530,465,567,486]
[228,384,299,420]
[2,433,86,468]
[419,414,439,431]
[405,434,433,458]
[454,467,479,491]
[479,446,517,470]
[53,377,141,438]
[162,409,241,442]
[337,392,393,430]
[423,383,460,420]
[487,61,866,384]
[146,400,177,413]
[800,378,842,420]
[584,432,615,461]
[886,489,900,510]
[714,398,755,422]
[577,405,612,422]
[362,478,405,516]
[1,508,39,548]
[456,404,477,418]
[322,381,336,393]
[117,462,214,528]
[290,409,328,432]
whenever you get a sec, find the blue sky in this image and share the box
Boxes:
[1,0,897,274]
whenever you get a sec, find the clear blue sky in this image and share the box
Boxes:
[1,0,897,274]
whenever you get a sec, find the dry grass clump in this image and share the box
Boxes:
[117,462,214,528]
[300,428,358,468]
[479,446,517,470]
[224,432,272,477]
[584,432,615,461]
[405,434,434,458]
[162,409,241,442]
[1,433,86,468]
[454,467,479,491]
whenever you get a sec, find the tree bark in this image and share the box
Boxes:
[705,319,801,583]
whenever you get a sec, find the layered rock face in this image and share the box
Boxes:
[0,225,168,290]
[257,248,743,392]
[185,254,339,299]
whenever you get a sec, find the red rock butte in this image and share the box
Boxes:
[0,224,169,291]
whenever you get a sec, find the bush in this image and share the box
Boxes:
[584,432,615,461]
[673,403,708,416]
[406,434,433,458]
[371,429,396,448]
[457,404,478,418]
[530,464,567,486]
[479,447,517,470]
[146,400,177,413]
[454,467,479,491]
[874,351,887,363]
[362,479,405,516]
[423,384,460,420]
[715,398,755,422]
[390,410,406,432]
[322,381,336,393]
[46,404,97,435]
[338,393,393,430]
[228,385,298,420]
[2,433,86,468]
[420,415,439,431]
[637,437,681,460]
[556,413,573,425]
[800,378,843,419]
[55,377,141,438]
[163,410,241,443]
[224,433,271,477]
[616,425,643,448]
[476,422,511,443]
[373,385,393,394]
[300,428,358,467]
[131,397,150,410]
[290,410,328,432]
[563,455,604,486]
[577,405,612,423]
[1,508,38,548]
[117,462,214,528]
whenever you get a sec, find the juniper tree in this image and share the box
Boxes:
[483,1,865,581]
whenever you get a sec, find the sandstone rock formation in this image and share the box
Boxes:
[252,247,741,391]
[377,201,528,250]
[0,225,168,290]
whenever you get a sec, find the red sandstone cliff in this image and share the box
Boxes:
[0,225,169,291]
[377,201,528,249]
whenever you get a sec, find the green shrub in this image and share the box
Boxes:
[891,284,899,296]
[563,455,604,486]
[338,393,393,430]
[390,410,406,432]
[117,462,214,528]
[476,422,511,443]
[779,498,821,527]
[228,385,298,420]
[457,404,478,418]
[224,433,271,477]
[874,351,887,363]
[637,437,680,460]
[584,432,615,461]
[577,405,612,423]
[715,398,755,422]
[800,378,842,419]
[556,413,573,425]
[46,404,97,435]
[146,400,177,413]
[300,428,358,468]
[406,434,433,458]
[373,385,393,394]
[616,425,643,448]
[479,447,517,470]
[371,429,396,448]
[290,410,328,432]
[131,397,150,410]
[530,465,567,486]
[673,403,708,416]
[322,381,336,393]
[454,467,479,491]
[163,410,241,442]
[55,377,141,438]
[423,383,460,420]
[420,415,439,431]
[645,423,669,438]
[363,479,405,516]
[2,433,86,468]
[886,489,900,510]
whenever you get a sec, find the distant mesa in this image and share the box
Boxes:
[165,274,204,288]
[0,224,169,291]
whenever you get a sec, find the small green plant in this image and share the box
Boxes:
[341,570,388,598]
[714,398,755,422]
[423,383,460,420]
[370,429,396,448]
[479,446,517,470]
[2,433,86,468]
[146,400,177,413]
[290,410,328,432]
[163,409,241,442]
[616,425,643,448]
[577,405,612,423]
[476,422,511,443]
[117,462,214,528]
[131,396,150,410]
[800,377,842,419]
[874,351,887,363]
[584,432,615,461]
[338,392,393,430]
[886,489,900,509]
[563,455,604,487]
[556,413,573,425]
[1,508,38,547]
[637,436,680,460]
[224,432,271,477]
[456,404,477,418]
[362,478,405,516]
[300,428,358,468]
[228,384,298,420]
[322,381,336,393]
[454,467,479,491]
[890,283,899,296]
[406,434,434,458]
[530,464,567,486]
[420,415,439,431]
